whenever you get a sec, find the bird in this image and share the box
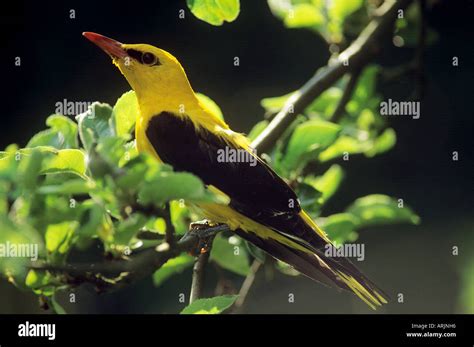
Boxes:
[83,32,388,309]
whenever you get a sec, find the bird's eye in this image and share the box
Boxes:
[142,52,157,65]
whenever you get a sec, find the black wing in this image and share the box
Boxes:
[145,112,324,248]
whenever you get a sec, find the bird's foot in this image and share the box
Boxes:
[186,220,224,256]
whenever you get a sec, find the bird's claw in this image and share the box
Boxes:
[186,220,219,256]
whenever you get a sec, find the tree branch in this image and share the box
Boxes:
[163,202,176,246]
[31,224,229,290]
[189,250,212,303]
[331,67,363,123]
[233,259,262,312]
[252,0,413,153]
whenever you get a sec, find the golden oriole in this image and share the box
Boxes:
[83,32,388,309]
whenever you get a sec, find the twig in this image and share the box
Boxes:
[163,202,176,246]
[233,259,262,312]
[189,250,212,303]
[252,0,413,153]
[331,67,363,123]
[189,221,218,303]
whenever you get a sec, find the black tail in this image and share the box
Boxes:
[234,228,388,309]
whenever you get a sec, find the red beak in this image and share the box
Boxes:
[83,32,127,59]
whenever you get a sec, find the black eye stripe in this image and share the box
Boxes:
[126,49,142,61]
[125,49,161,66]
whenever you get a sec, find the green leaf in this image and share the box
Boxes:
[37,179,94,195]
[153,253,195,287]
[261,87,342,118]
[76,102,114,152]
[0,181,8,215]
[0,216,43,286]
[139,171,204,204]
[27,114,78,149]
[210,234,250,276]
[181,295,238,314]
[328,0,363,23]
[276,260,300,277]
[319,135,367,162]
[268,0,363,43]
[187,0,240,26]
[145,217,167,235]
[41,149,87,177]
[247,120,269,141]
[245,241,266,263]
[138,171,225,206]
[122,140,139,165]
[95,136,128,167]
[76,204,106,238]
[281,120,340,171]
[45,221,78,255]
[267,0,292,18]
[25,270,56,296]
[115,214,147,245]
[352,65,380,107]
[284,3,324,29]
[365,128,396,157]
[346,194,420,228]
[296,182,322,212]
[18,150,44,191]
[261,92,294,114]
[112,90,139,137]
[327,0,364,42]
[304,164,344,204]
[196,93,224,120]
[12,147,87,179]
[306,87,343,117]
[356,109,377,130]
[321,213,358,244]
[25,269,44,288]
[170,200,191,235]
[116,160,149,190]
[0,145,20,181]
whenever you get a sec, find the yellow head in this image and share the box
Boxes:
[83,32,196,108]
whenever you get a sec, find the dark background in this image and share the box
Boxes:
[0,0,473,313]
